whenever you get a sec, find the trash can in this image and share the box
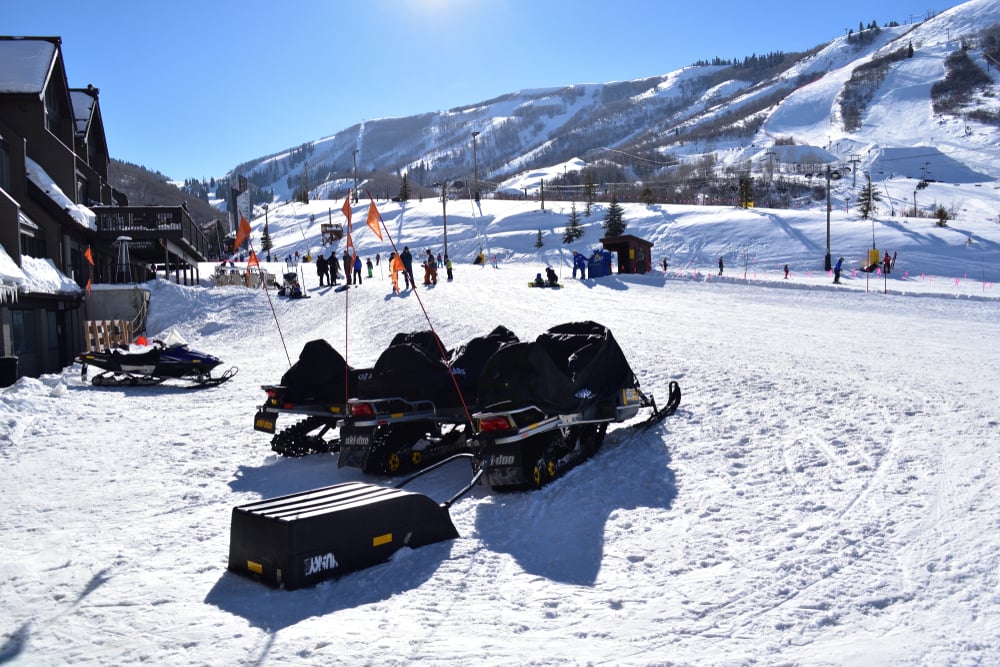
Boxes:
[0,356,18,388]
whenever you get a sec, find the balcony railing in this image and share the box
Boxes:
[93,206,210,260]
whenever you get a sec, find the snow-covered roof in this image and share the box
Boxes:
[0,242,80,302]
[0,38,57,95]
[70,89,96,136]
[24,156,96,230]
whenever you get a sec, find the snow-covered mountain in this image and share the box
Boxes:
[230,0,1000,203]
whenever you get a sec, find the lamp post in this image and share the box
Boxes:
[441,181,449,258]
[824,165,832,271]
[472,131,480,202]
[263,204,270,261]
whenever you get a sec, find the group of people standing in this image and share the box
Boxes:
[384,246,453,294]
[295,244,468,295]
[313,249,372,287]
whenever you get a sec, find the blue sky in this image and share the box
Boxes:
[7,0,961,180]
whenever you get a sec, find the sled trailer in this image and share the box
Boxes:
[228,481,458,589]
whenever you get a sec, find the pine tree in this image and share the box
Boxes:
[642,187,655,206]
[398,174,410,202]
[260,220,273,260]
[562,202,584,243]
[602,197,627,237]
[857,177,880,219]
[935,205,950,227]
[535,229,544,248]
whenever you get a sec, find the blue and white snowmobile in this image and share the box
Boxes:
[76,328,237,388]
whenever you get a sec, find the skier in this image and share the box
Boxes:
[366,257,374,278]
[718,256,724,276]
[833,257,843,284]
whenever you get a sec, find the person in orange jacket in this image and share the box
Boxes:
[389,252,405,294]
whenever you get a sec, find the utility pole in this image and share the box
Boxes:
[824,165,832,271]
[441,181,449,258]
[472,131,480,202]
[352,149,359,203]
[263,204,270,261]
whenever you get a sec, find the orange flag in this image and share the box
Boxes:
[247,249,259,267]
[84,246,94,266]
[342,194,352,225]
[233,215,251,252]
[366,201,383,240]
[85,278,92,295]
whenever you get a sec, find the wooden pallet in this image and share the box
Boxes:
[83,319,133,352]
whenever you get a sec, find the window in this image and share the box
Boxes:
[0,137,10,191]
[44,83,62,135]
[46,311,59,354]
[76,173,88,204]
[11,310,37,356]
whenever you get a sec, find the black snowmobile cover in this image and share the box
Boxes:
[279,339,354,404]
[357,326,519,409]
[477,321,638,414]
[448,325,519,403]
[357,330,452,403]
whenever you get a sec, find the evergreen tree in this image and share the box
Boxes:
[857,178,880,219]
[398,174,411,202]
[562,202,584,243]
[602,197,627,237]
[535,229,544,248]
[739,177,754,208]
[642,187,655,206]
[260,220,273,260]
[935,205,950,227]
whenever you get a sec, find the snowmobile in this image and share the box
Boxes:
[76,328,237,388]
[253,338,360,457]
[469,321,681,489]
[338,326,519,475]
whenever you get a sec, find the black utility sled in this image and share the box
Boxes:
[228,480,458,590]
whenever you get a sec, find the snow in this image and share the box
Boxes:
[1,190,999,665]
[0,39,55,94]
[24,157,97,231]
[3,2,1000,660]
